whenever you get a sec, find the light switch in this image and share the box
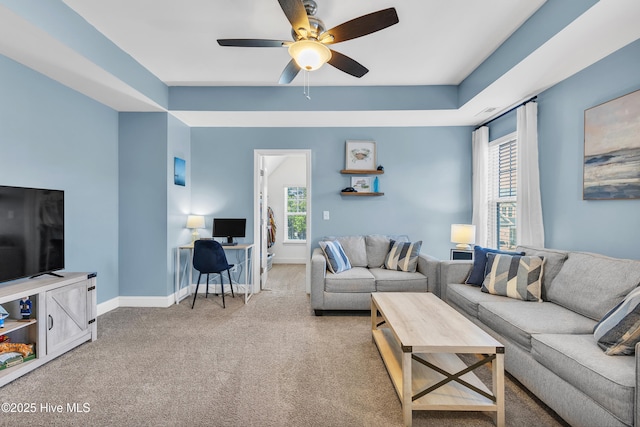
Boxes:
[323,211,330,220]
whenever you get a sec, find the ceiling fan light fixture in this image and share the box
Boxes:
[288,40,331,71]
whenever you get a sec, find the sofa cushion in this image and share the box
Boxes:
[593,286,640,355]
[323,235,368,268]
[319,240,351,274]
[546,252,640,321]
[531,334,635,426]
[384,240,422,272]
[481,253,544,302]
[365,235,394,268]
[478,301,597,351]
[516,246,568,299]
[369,268,428,292]
[465,246,525,286]
[324,267,376,293]
[447,283,518,319]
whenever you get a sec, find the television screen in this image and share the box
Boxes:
[0,185,64,283]
[212,218,246,245]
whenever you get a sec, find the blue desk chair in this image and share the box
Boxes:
[191,240,234,309]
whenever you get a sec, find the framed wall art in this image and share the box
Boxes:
[351,176,372,193]
[174,157,186,186]
[345,140,376,171]
[583,89,640,200]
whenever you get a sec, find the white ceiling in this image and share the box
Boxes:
[1,0,639,127]
[61,0,546,87]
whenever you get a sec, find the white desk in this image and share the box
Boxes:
[175,242,255,305]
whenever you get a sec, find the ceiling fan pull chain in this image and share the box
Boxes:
[304,70,311,100]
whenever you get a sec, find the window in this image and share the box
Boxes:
[284,186,307,242]
[488,133,517,251]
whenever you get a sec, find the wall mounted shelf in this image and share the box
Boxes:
[340,192,384,197]
[340,169,384,175]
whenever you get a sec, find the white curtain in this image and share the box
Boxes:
[516,102,545,247]
[471,126,489,247]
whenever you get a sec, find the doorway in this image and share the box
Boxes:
[253,149,312,294]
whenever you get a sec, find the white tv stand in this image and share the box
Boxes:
[0,272,97,387]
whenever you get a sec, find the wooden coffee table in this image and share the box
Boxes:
[371,292,505,427]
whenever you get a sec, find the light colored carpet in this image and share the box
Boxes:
[0,265,566,426]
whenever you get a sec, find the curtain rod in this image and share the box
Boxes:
[475,96,537,130]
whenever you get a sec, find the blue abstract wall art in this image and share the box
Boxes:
[584,89,640,200]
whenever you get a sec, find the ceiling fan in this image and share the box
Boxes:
[217,0,399,84]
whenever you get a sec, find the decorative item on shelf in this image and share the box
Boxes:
[373,176,380,193]
[451,224,476,249]
[186,215,206,243]
[341,187,356,192]
[351,177,371,193]
[345,140,376,171]
[19,298,31,320]
[377,165,384,171]
[0,305,8,328]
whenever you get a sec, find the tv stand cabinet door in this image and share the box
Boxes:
[46,280,90,355]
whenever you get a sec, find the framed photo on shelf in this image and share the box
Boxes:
[345,140,376,170]
[351,176,372,193]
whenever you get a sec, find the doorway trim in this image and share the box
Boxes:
[253,149,312,293]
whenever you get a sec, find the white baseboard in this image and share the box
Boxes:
[119,295,174,308]
[97,297,119,316]
[273,258,306,264]
[96,284,250,314]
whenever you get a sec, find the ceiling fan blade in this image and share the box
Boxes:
[278,0,310,39]
[217,39,288,48]
[327,50,368,78]
[279,59,301,84]
[321,8,399,44]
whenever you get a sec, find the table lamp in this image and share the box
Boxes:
[451,224,476,250]
[186,215,205,242]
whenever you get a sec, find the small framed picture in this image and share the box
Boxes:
[345,140,376,170]
[174,157,186,186]
[351,177,372,193]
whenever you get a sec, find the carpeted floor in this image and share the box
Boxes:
[0,265,567,426]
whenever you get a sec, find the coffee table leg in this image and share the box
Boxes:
[402,350,412,427]
[493,351,505,427]
[371,298,377,338]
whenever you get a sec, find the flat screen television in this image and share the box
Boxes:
[212,218,246,246]
[0,185,64,283]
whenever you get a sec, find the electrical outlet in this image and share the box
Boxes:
[323,211,330,220]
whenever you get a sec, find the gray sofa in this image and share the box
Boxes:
[310,235,439,315]
[441,245,640,427]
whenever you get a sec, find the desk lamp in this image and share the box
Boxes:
[451,224,476,250]
[186,215,205,242]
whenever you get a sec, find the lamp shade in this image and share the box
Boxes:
[186,215,205,229]
[451,224,476,249]
[288,40,332,71]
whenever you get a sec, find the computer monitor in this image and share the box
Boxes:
[212,218,246,245]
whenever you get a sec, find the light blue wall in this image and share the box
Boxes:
[0,54,119,303]
[459,0,598,105]
[485,40,640,259]
[118,113,169,296]
[0,0,168,108]
[191,127,472,260]
[536,39,640,259]
[167,115,191,296]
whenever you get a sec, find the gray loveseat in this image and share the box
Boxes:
[441,245,640,427]
[310,235,439,315]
